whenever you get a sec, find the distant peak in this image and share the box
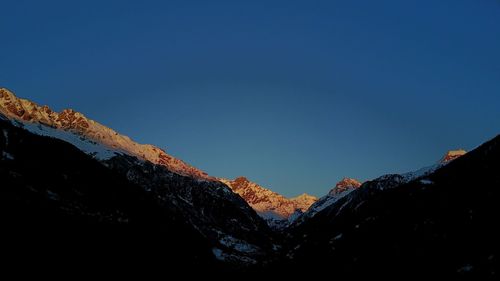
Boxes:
[330,178,362,195]
[335,178,362,189]
[61,108,76,114]
[0,87,14,98]
[441,149,467,163]
[292,193,317,200]
[234,176,249,183]
[219,177,318,223]
[296,193,313,198]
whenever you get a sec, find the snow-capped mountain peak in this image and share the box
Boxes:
[219,177,317,228]
[401,149,468,182]
[0,88,211,180]
[292,177,363,223]
[291,193,317,205]
[330,178,362,195]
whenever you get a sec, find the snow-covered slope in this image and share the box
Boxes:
[219,177,317,227]
[401,149,467,183]
[0,88,211,179]
[294,178,362,222]
[330,178,363,195]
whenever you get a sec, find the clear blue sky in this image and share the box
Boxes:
[1,0,499,197]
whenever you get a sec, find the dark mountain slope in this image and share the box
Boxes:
[103,154,276,265]
[279,135,500,278]
[0,116,226,275]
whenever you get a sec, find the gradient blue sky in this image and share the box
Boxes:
[1,0,499,197]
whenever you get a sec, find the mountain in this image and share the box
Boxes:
[291,150,467,227]
[291,193,318,212]
[331,177,363,194]
[0,88,210,179]
[2,87,499,278]
[400,149,467,182]
[279,138,499,278]
[0,88,276,273]
[219,177,317,228]
[0,87,313,230]
[291,178,362,225]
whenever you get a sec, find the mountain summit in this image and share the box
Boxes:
[330,177,362,195]
[441,149,467,163]
[291,177,363,224]
[219,177,317,228]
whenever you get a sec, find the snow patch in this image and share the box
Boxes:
[212,248,224,260]
[258,210,285,221]
[401,164,439,182]
[46,190,60,201]
[2,151,14,160]
[420,179,433,185]
[457,264,473,273]
[16,121,119,160]
[211,247,257,264]
[2,129,8,145]
[218,234,259,254]
[336,198,354,216]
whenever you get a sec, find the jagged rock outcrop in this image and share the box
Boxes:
[441,149,467,163]
[219,177,317,228]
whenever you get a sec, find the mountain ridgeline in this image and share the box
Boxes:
[1,88,498,278]
[0,88,276,275]
[219,177,317,229]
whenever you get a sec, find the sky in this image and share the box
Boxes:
[1,0,500,197]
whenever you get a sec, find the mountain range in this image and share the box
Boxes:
[1,87,497,278]
[0,88,318,228]
[219,177,317,228]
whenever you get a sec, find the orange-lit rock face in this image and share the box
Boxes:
[330,178,362,195]
[0,88,213,180]
[220,177,317,221]
[441,150,467,163]
[57,109,90,132]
